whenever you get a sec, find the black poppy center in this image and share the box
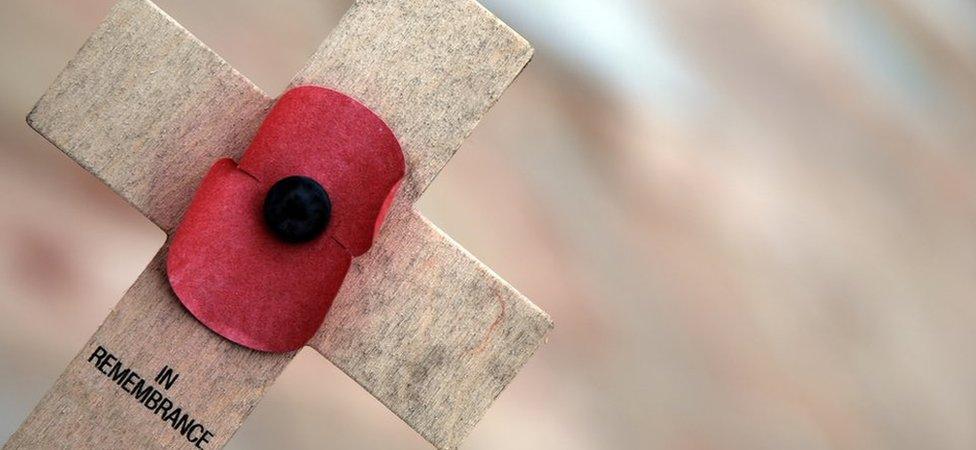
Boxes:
[263,176,331,243]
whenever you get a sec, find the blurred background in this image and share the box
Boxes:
[2,0,976,448]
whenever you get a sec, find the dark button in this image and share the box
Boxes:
[263,176,332,243]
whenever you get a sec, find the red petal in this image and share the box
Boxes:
[240,86,405,255]
[168,159,350,352]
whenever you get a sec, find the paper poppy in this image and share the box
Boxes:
[167,86,405,352]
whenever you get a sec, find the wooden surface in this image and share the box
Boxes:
[8,0,550,448]
[289,0,533,203]
[311,209,551,447]
[26,0,272,232]
[6,250,294,449]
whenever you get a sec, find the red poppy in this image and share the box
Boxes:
[167,86,405,352]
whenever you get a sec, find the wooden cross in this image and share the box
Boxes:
[6,0,552,448]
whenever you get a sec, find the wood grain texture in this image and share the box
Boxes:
[6,250,294,449]
[290,0,534,202]
[10,0,551,448]
[311,208,552,448]
[26,0,272,232]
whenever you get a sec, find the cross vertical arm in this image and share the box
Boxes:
[7,251,294,449]
[290,0,535,202]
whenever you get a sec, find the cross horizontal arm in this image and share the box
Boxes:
[27,0,271,232]
[312,208,552,448]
